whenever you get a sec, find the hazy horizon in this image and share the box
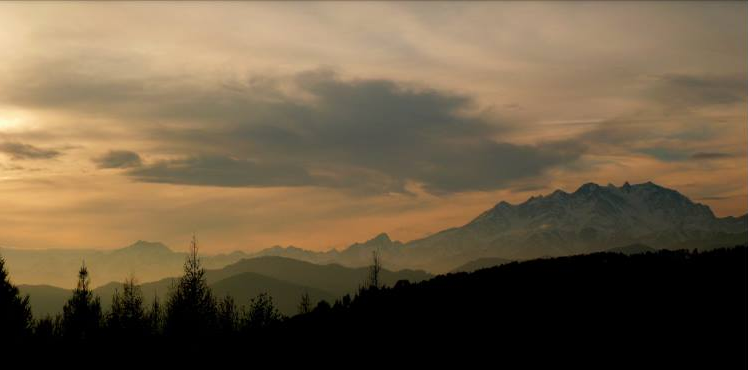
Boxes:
[0,180,743,255]
[0,2,746,253]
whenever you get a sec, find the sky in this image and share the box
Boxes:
[0,2,745,253]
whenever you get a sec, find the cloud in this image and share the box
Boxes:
[696,195,730,201]
[637,147,690,162]
[126,155,313,188]
[7,63,584,194]
[93,150,143,169]
[0,141,61,160]
[690,152,733,160]
[510,184,548,193]
[648,74,747,108]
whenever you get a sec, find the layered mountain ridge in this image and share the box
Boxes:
[254,181,747,272]
[3,181,746,280]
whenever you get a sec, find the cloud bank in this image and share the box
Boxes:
[93,150,143,169]
[0,142,60,160]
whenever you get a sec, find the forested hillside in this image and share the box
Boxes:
[2,242,745,366]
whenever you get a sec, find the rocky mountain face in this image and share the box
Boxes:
[402,182,746,271]
[256,182,747,272]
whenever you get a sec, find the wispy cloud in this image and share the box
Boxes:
[691,152,733,160]
[0,142,60,160]
[2,60,587,194]
[93,150,143,169]
[0,2,744,250]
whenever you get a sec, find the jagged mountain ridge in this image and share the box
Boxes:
[3,181,746,279]
[255,181,747,272]
[407,182,745,262]
[249,232,403,267]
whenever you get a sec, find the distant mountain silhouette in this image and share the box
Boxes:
[255,181,747,272]
[402,181,747,271]
[211,272,335,315]
[19,255,430,317]
[20,277,176,319]
[2,240,248,288]
[207,255,430,297]
[250,233,402,267]
[14,284,71,319]
[111,240,173,256]
[450,257,513,273]
[4,181,747,281]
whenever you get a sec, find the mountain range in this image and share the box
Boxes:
[4,181,747,288]
[253,181,747,272]
[19,255,432,318]
[7,180,747,318]
[0,240,249,288]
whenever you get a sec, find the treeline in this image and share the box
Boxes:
[1,242,746,366]
[1,237,298,344]
[277,245,746,367]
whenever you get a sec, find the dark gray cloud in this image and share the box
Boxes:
[132,71,583,193]
[1,63,585,194]
[127,155,315,188]
[690,152,733,160]
[638,147,689,162]
[696,195,730,201]
[574,110,729,162]
[648,74,747,108]
[510,184,548,193]
[93,150,143,169]
[0,141,60,160]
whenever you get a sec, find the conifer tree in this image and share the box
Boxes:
[298,291,312,315]
[148,294,163,336]
[217,295,239,335]
[164,235,217,338]
[107,277,147,338]
[61,263,102,339]
[243,292,282,332]
[0,254,33,339]
[366,250,382,290]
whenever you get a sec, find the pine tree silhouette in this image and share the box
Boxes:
[164,235,217,339]
[297,291,312,315]
[367,250,382,290]
[0,254,33,339]
[148,294,163,336]
[216,295,239,336]
[106,277,148,338]
[242,292,282,332]
[34,314,61,341]
[61,263,102,340]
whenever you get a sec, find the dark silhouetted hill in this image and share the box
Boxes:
[279,246,746,367]
[206,255,431,297]
[10,246,746,368]
[3,240,248,288]
[210,272,334,315]
[449,257,513,273]
[20,255,430,317]
[605,243,657,255]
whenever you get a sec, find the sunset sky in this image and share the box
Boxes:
[0,2,745,253]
